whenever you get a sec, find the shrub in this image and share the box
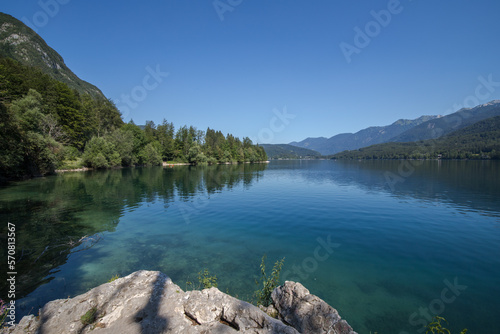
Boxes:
[138,143,162,166]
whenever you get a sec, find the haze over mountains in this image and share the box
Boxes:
[289,101,500,155]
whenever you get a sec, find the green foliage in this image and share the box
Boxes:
[82,137,121,169]
[426,316,467,334]
[80,307,97,326]
[107,274,120,283]
[138,142,163,166]
[0,55,268,181]
[186,269,218,290]
[0,12,104,98]
[254,255,285,307]
[198,269,218,289]
[261,144,321,159]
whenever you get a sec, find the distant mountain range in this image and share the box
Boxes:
[390,101,500,142]
[260,144,321,159]
[289,101,500,155]
[333,114,500,160]
[289,115,439,155]
[0,12,103,97]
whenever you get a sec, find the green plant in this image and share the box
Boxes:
[107,274,120,283]
[80,307,97,326]
[254,255,285,307]
[426,316,467,334]
[198,269,218,289]
[186,269,218,290]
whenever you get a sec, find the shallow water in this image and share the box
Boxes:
[1,160,499,333]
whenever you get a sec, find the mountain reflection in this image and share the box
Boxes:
[270,160,500,218]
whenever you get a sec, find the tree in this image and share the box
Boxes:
[82,137,121,168]
[138,142,162,166]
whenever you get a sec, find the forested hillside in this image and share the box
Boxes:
[289,115,439,155]
[332,116,500,160]
[260,144,321,159]
[0,57,266,182]
[0,12,103,97]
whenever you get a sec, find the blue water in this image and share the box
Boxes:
[1,160,499,333]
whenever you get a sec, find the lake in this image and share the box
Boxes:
[1,160,499,333]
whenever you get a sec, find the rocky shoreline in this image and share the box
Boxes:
[4,270,356,334]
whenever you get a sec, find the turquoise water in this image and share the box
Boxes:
[1,160,499,333]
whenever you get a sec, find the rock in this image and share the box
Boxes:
[3,271,356,334]
[272,281,357,334]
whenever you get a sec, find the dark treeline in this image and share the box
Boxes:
[0,57,267,181]
[332,116,500,160]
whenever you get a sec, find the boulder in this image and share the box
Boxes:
[272,281,356,334]
[3,271,355,334]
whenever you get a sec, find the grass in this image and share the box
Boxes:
[57,158,85,170]
[107,274,120,283]
[80,307,97,326]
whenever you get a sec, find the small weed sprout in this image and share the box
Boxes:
[107,274,120,283]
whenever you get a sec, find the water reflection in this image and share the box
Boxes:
[0,163,267,301]
[270,160,500,218]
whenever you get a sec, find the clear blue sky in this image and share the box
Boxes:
[2,0,500,144]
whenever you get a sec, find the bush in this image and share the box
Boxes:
[83,137,121,168]
[138,142,162,166]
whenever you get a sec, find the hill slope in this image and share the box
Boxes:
[0,12,103,97]
[290,115,438,155]
[391,101,500,142]
[261,144,321,159]
[333,115,500,160]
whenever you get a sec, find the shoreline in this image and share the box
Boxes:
[54,161,271,173]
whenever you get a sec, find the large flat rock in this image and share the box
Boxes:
[3,270,356,334]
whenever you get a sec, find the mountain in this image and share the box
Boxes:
[391,100,500,142]
[0,12,103,97]
[290,115,438,155]
[333,115,500,160]
[260,144,321,159]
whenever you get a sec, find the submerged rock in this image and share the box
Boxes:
[4,271,356,334]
